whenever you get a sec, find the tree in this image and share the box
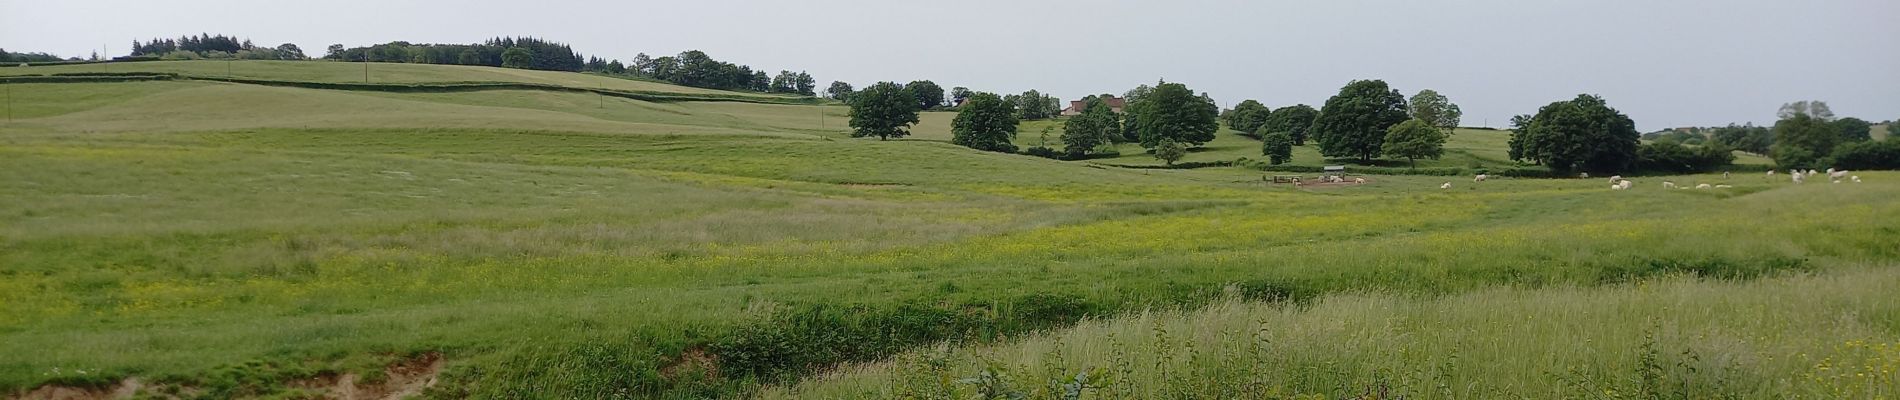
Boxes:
[826,81,854,101]
[500,47,533,69]
[950,92,1019,152]
[1061,98,1119,157]
[325,44,345,59]
[1408,89,1463,134]
[771,71,797,93]
[906,80,944,110]
[1260,104,1319,145]
[950,87,972,106]
[1131,81,1219,148]
[795,72,816,96]
[1635,141,1735,173]
[1153,139,1187,166]
[274,43,305,60]
[1507,94,1640,174]
[1312,80,1409,162]
[848,82,921,140]
[1012,90,1059,120]
[1890,121,1900,138]
[1771,113,1840,169]
[1228,100,1273,135]
[1833,117,1872,142]
[1778,101,1835,121]
[1711,123,1774,155]
[1262,131,1294,165]
[1382,119,1447,167]
[1121,84,1155,142]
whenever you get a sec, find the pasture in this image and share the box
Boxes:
[2,61,1897,399]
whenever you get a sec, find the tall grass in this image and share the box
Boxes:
[767,267,1900,399]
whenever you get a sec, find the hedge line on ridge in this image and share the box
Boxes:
[0,72,817,105]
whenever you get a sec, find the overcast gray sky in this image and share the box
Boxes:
[4,0,1896,130]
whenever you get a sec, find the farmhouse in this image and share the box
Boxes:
[1060,95,1126,116]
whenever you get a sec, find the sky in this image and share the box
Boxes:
[4,0,1897,130]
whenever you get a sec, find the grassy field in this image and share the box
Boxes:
[0,60,791,98]
[2,61,1897,399]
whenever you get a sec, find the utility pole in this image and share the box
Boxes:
[363,59,369,83]
[5,83,12,123]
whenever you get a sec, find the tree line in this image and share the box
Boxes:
[623,51,813,95]
[322,37,584,72]
[0,49,66,63]
[128,34,307,60]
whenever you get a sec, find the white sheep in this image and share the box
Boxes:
[1696,183,1712,189]
[1611,184,1626,190]
[1793,173,1806,184]
[1767,170,1776,177]
[1830,170,1849,181]
[1609,175,1623,184]
[1441,182,1453,189]
[1715,184,1733,188]
[1619,180,1634,190]
[1808,169,1819,176]
[1723,171,1731,179]
[1354,177,1366,184]
[1662,181,1677,189]
[1580,172,1591,179]
[1852,176,1861,183]
[1474,174,1489,182]
[1826,168,1836,175]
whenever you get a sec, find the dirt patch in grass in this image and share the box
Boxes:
[9,353,442,400]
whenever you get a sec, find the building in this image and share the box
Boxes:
[1060,95,1126,116]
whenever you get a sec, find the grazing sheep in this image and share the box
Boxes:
[1618,180,1634,190]
[1808,169,1819,176]
[1696,183,1712,189]
[1793,173,1806,184]
[1852,176,1861,183]
[1441,182,1453,189]
[1580,172,1590,179]
[1715,184,1733,188]
[1609,175,1623,184]
[1767,170,1776,177]
[1354,177,1366,184]
[1474,174,1489,182]
[1826,168,1836,175]
[1830,170,1849,181]
[1663,181,1678,189]
[1723,171,1731,179]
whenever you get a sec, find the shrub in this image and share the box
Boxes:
[160,51,203,60]
[1829,139,1900,170]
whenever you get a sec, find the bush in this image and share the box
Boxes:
[1022,146,1062,160]
[1634,141,1734,174]
[1829,140,1900,170]
[160,51,203,60]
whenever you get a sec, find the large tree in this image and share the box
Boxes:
[1061,98,1120,157]
[1833,117,1872,142]
[1228,100,1273,135]
[1778,101,1835,121]
[1383,119,1447,167]
[1408,89,1463,134]
[1507,94,1641,174]
[1010,90,1059,120]
[1312,80,1409,162]
[1121,84,1156,142]
[1261,104,1319,146]
[1131,81,1219,148]
[847,82,921,140]
[825,81,854,101]
[1770,113,1840,169]
[907,80,944,110]
[1262,131,1294,165]
[951,92,1019,152]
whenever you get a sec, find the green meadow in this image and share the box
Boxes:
[2,61,1897,399]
